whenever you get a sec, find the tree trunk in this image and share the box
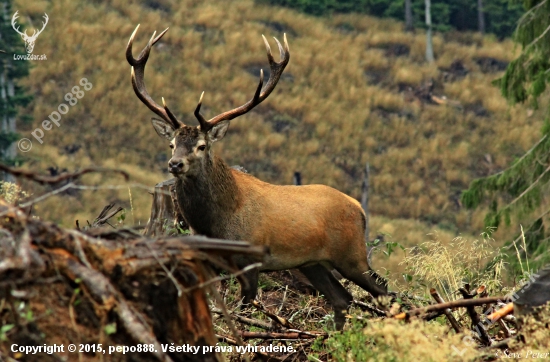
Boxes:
[405,0,414,32]
[425,0,434,63]
[477,0,485,34]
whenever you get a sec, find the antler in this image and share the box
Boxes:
[194,34,290,132]
[11,11,26,37]
[126,25,181,130]
[11,12,48,39]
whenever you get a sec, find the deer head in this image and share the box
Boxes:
[126,25,289,178]
[11,11,49,54]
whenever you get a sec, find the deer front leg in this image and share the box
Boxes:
[237,267,259,306]
[231,255,260,306]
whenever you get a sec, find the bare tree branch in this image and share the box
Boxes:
[0,163,129,184]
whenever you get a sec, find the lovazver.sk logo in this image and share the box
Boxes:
[11,11,48,61]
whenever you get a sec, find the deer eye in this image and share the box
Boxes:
[197,145,206,151]
[169,144,174,149]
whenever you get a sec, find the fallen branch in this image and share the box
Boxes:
[91,202,125,227]
[352,300,387,317]
[430,288,461,333]
[239,331,326,340]
[459,286,492,345]
[393,297,505,320]
[488,303,514,322]
[252,300,293,328]
[212,309,272,330]
[216,334,238,345]
[485,336,519,350]
[0,163,129,184]
[497,318,512,338]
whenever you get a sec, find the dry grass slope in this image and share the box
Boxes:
[13,0,541,252]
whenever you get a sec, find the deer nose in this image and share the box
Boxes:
[168,159,184,174]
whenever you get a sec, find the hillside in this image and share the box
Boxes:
[13,0,540,266]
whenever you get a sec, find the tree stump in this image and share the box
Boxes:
[144,178,187,236]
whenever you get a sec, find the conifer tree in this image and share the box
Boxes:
[0,0,32,171]
[462,0,550,269]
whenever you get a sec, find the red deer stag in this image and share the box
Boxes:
[126,25,388,329]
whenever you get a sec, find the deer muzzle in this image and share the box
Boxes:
[168,158,187,175]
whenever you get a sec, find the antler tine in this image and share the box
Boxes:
[261,34,288,98]
[126,25,181,129]
[162,97,181,128]
[275,34,289,62]
[197,34,290,131]
[263,34,274,63]
[195,70,265,132]
[126,25,169,66]
[194,92,209,129]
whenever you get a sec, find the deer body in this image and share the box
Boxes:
[127,25,388,329]
[176,159,368,272]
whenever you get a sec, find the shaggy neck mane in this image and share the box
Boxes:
[175,155,241,237]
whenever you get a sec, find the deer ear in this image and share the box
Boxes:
[151,118,175,140]
[207,120,229,143]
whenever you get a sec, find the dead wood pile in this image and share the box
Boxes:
[0,198,265,362]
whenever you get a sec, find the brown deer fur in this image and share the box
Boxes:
[127,25,388,329]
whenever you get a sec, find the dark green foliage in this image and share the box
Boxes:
[463,135,550,230]
[0,132,18,162]
[255,0,363,16]
[256,0,524,38]
[0,0,32,165]
[463,0,550,270]
[496,0,550,107]
[481,0,527,39]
